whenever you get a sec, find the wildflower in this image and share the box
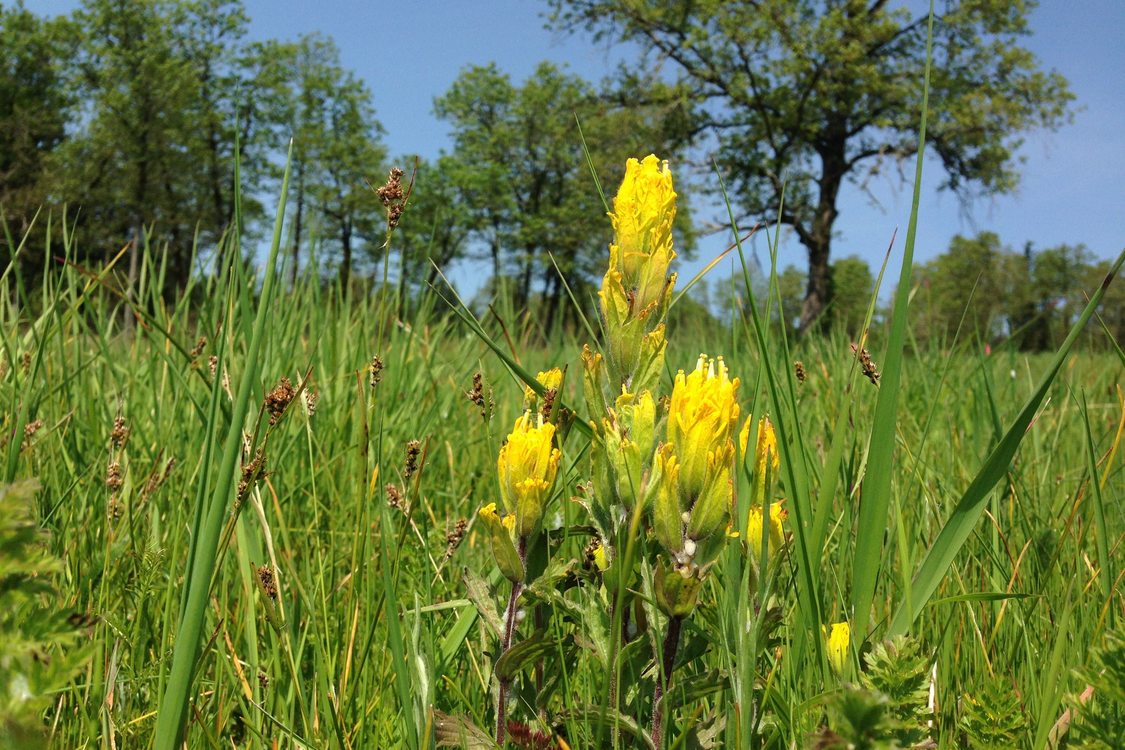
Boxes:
[497,413,561,538]
[740,416,779,475]
[606,155,677,319]
[598,156,678,388]
[667,355,740,502]
[524,368,563,406]
[479,503,524,583]
[747,502,787,562]
[825,621,851,674]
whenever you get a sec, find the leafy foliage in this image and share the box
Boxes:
[547,0,1075,329]
[0,480,88,749]
[957,676,1027,749]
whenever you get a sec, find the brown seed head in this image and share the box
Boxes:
[106,460,123,492]
[257,565,278,600]
[265,376,296,426]
[443,518,468,561]
[376,167,407,230]
[190,336,207,360]
[111,415,130,449]
[794,360,807,384]
[369,355,384,388]
[404,439,421,480]
[385,483,404,511]
[851,344,881,386]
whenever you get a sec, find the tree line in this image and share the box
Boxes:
[3,0,1091,341]
[703,232,1124,350]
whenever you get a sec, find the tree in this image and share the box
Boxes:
[54,0,258,293]
[830,254,875,336]
[0,2,74,265]
[279,33,386,288]
[912,231,1012,344]
[389,155,473,312]
[435,61,693,331]
[548,0,1074,332]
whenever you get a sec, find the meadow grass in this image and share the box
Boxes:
[2,192,1124,748]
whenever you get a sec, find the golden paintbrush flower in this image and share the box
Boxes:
[497,412,561,538]
[825,621,851,674]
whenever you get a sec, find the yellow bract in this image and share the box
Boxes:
[825,621,851,674]
[748,502,787,562]
[609,154,676,308]
[497,412,561,537]
[524,367,563,405]
[740,415,779,476]
[668,355,741,500]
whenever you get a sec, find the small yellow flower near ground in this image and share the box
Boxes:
[667,355,740,501]
[590,542,608,572]
[747,501,787,561]
[497,412,561,538]
[824,621,851,674]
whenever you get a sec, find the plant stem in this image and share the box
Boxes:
[651,614,683,749]
[496,536,528,745]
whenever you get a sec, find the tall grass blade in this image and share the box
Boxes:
[850,3,934,640]
[153,142,292,749]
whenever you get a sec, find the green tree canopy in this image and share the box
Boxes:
[547,0,1075,332]
[433,61,694,331]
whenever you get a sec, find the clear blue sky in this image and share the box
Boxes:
[36,0,1125,293]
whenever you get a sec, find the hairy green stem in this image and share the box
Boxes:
[651,614,683,749]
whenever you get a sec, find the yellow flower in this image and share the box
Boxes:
[497,412,561,537]
[591,542,608,572]
[824,621,850,674]
[667,355,741,501]
[599,155,678,329]
[609,155,676,307]
[479,503,524,583]
[747,501,787,561]
[524,367,563,406]
[739,416,779,476]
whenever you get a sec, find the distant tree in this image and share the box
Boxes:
[1031,243,1094,345]
[0,2,74,269]
[830,255,875,335]
[389,155,472,312]
[548,0,1075,332]
[777,265,807,333]
[278,33,386,288]
[913,232,1011,344]
[435,61,693,331]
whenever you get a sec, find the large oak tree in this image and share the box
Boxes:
[548,0,1074,331]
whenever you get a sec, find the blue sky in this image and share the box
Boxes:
[36,0,1125,292]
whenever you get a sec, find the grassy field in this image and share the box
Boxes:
[3,163,1125,750]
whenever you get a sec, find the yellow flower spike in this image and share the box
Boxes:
[497,412,561,538]
[686,442,734,542]
[479,503,524,583]
[747,502,788,562]
[609,155,677,315]
[824,621,851,674]
[667,355,741,501]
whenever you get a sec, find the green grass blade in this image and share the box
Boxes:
[153,141,292,749]
[850,3,934,640]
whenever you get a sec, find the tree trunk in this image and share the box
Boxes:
[798,139,846,334]
[290,164,305,286]
[339,219,352,290]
